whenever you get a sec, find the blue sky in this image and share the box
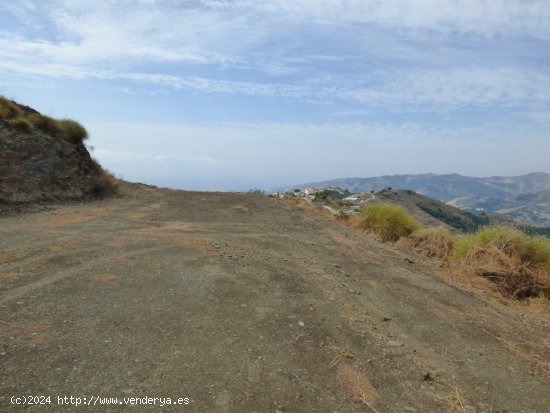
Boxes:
[1,1,549,190]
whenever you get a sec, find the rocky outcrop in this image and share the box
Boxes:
[0,120,116,203]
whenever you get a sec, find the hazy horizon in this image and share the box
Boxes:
[1,1,549,190]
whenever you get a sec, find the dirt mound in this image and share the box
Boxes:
[0,103,116,203]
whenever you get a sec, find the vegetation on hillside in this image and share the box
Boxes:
[452,226,550,300]
[0,96,88,144]
[290,188,549,310]
[400,224,550,302]
[378,188,490,232]
[401,226,454,259]
[352,203,422,242]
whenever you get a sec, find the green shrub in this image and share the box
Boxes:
[452,225,525,260]
[8,117,32,131]
[356,203,422,241]
[58,119,88,144]
[520,236,550,271]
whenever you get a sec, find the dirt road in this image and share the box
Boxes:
[1,183,548,412]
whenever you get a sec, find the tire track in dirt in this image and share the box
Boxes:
[0,245,198,305]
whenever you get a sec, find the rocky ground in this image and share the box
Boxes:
[0,182,548,412]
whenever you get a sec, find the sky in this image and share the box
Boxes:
[1,0,549,191]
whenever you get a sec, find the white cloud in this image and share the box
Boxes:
[4,56,546,111]
[200,0,550,39]
[2,1,548,68]
[0,0,549,112]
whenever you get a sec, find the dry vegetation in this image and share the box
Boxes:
[319,198,550,308]
[89,159,119,198]
[398,226,454,259]
[401,225,550,305]
[451,226,550,300]
[351,203,422,242]
[0,96,88,145]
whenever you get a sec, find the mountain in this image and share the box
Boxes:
[372,189,492,232]
[282,173,550,227]
[287,173,550,201]
[449,190,550,228]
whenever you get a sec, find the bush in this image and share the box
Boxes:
[57,119,89,144]
[355,203,421,242]
[519,236,550,271]
[451,225,550,299]
[8,117,32,131]
[452,225,525,260]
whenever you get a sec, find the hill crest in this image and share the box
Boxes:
[0,97,117,203]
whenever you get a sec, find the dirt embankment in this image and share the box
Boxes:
[0,183,549,412]
[0,114,115,204]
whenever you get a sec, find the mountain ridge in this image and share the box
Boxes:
[278,172,550,227]
[280,172,550,199]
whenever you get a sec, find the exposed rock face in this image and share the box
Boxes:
[0,120,115,202]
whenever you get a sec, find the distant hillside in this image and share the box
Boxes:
[289,173,550,201]
[374,189,492,232]
[0,97,117,204]
[449,190,550,227]
[283,173,550,227]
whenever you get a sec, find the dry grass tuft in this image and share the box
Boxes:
[2,96,89,145]
[27,113,62,137]
[0,97,23,119]
[398,224,550,308]
[451,226,550,300]
[480,328,550,375]
[90,160,119,197]
[95,274,118,283]
[328,342,355,369]
[27,114,90,144]
[353,203,422,242]
[57,118,89,144]
[8,117,32,131]
[398,226,454,259]
[336,363,380,411]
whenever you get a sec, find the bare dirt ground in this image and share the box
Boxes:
[1,183,549,412]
